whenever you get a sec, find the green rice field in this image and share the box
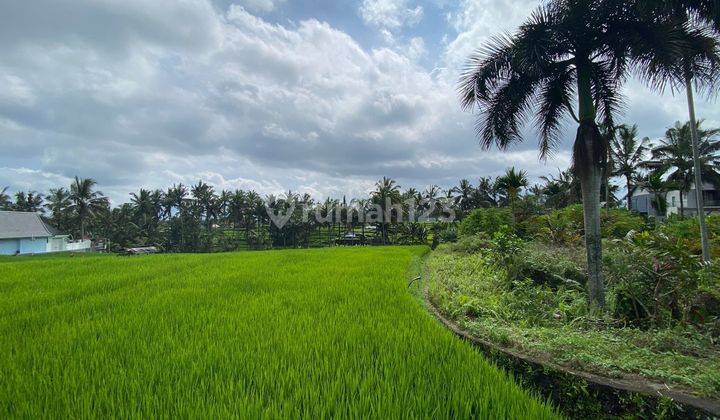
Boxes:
[0,247,557,418]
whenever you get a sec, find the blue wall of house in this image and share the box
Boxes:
[0,237,49,255]
[20,238,48,254]
[0,239,21,255]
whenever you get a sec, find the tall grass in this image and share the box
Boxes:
[0,247,558,418]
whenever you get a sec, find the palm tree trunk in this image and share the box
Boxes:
[604,175,610,209]
[679,190,684,218]
[685,73,711,262]
[626,175,633,210]
[580,154,605,309]
[576,63,606,309]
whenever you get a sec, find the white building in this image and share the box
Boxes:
[631,183,720,218]
[0,211,91,255]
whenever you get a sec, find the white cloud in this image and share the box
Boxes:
[234,0,285,13]
[1,0,716,205]
[359,0,424,32]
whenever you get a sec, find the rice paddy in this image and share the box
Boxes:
[0,247,558,418]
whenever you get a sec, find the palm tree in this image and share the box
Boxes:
[163,184,187,219]
[474,176,498,207]
[540,169,581,209]
[639,2,720,260]
[641,173,677,218]
[372,177,401,243]
[45,188,71,231]
[0,187,12,210]
[645,120,720,217]
[495,167,528,220]
[130,189,163,239]
[69,177,107,239]
[458,0,688,308]
[611,124,650,210]
[455,179,475,215]
[13,191,44,213]
[191,181,215,230]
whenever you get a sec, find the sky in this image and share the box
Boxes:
[1,0,718,205]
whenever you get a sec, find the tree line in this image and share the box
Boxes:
[1,118,716,252]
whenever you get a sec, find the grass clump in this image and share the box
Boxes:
[0,247,557,418]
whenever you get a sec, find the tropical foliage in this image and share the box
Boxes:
[458,0,720,308]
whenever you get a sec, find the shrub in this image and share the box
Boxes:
[605,231,707,328]
[448,233,492,254]
[501,278,589,326]
[525,205,646,244]
[489,225,524,264]
[506,245,587,290]
[431,224,457,249]
[458,207,513,237]
[602,208,647,238]
[660,214,720,258]
[522,211,582,246]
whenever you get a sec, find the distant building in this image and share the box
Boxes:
[631,183,720,218]
[0,211,91,255]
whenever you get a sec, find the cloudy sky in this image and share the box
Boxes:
[1,0,718,204]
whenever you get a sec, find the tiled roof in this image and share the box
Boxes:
[0,211,56,239]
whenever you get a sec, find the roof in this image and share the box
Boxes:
[0,211,58,239]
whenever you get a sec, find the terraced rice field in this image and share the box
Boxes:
[0,247,557,418]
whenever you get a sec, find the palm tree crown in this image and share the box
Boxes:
[645,120,720,215]
[69,177,107,238]
[611,124,649,209]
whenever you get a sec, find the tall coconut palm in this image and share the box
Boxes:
[638,2,720,260]
[611,124,650,210]
[130,189,163,238]
[645,120,720,217]
[0,187,11,210]
[13,191,44,213]
[372,177,401,243]
[459,0,687,307]
[191,181,215,229]
[163,183,188,219]
[45,188,71,231]
[454,179,475,215]
[69,177,107,239]
[474,176,499,207]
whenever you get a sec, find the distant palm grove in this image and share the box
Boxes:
[1,119,718,253]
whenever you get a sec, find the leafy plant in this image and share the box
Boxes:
[524,205,645,244]
[605,230,705,327]
[448,234,493,255]
[458,207,513,237]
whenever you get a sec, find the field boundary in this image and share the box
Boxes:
[421,266,720,419]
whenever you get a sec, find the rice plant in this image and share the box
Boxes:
[0,247,558,418]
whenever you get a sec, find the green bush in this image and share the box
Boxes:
[448,233,492,254]
[604,230,711,328]
[506,245,587,290]
[660,214,720,258]
[502,278,589,326]
[431,224,457,249]
[524,205,646,244]
[602,207,648,238]
[458,207,513,237]
[489,226,524,264]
